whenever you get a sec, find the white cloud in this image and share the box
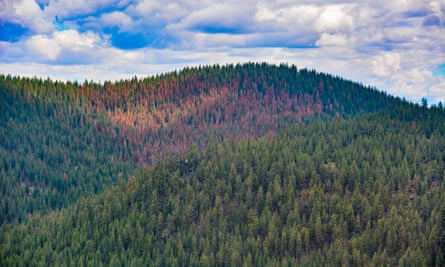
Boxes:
[371,52,401,77]
[126,0,190,26]
[126,0,160,15]
[0,0,53,33]
[99,11,134,28]
[43,0,121,19]
[179,32,251,49]
[254,4,320,34]
[81,11,137,33]
[316,33,349,46]
[315,4,354,33]
[254,2,356,35]
[171,2,252,33]
[26,35,60,60]
[430,81,445,103]
[382,69,445,103]
[255,3,279,22]
[25,30,104,61]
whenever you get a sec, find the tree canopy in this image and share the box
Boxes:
[1,63,444,266]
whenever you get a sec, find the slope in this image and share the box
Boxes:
[0,77,136,224]
[1,107,444,266]
[0,63,406,224]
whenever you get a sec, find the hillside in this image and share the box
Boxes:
[0,63,404,224]
[1,112,445,266]
[1,63,445,266]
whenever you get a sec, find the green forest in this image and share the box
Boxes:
[1,63,444,266]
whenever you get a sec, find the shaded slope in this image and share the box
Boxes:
[0,77,136,224]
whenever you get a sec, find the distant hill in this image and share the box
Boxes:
[1,63,444,266]
[0,63,404,223]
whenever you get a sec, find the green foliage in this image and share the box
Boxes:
[1,110,444,266]
[0,63,409,224]
[0,75,136,224]
[1,64,445,265]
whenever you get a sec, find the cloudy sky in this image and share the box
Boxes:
[1,0,444,103]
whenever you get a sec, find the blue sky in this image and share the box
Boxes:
[1,0,444,104]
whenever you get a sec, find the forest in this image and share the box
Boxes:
[1,63,444,266]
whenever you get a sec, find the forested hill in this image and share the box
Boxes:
[1,63,407,165]
[1,63,445,266]
[1,63,409,224]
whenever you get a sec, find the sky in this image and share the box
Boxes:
[0,0,444,104]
